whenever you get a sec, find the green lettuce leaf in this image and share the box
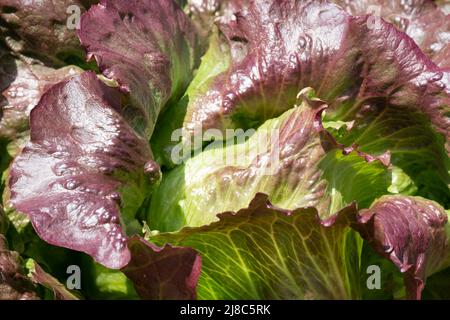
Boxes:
[324,105,450,206]
[80,256,139,300]
[149,89,390,231]
[150,193,363,299]
[78,0,203,137]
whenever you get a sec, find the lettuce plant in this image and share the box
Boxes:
[0,0,449,300]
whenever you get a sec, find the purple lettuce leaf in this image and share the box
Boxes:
[185,0,245,40]
[406,8,450,68]
[122,235,201,300]
[5,0,202,271]
[0,0,97,66]
[181,0,354,137]
[352,195,450,299]
[77,0,203,137]
[323,16,450,206]
[8,71,158,269]
[0,234,39,300]
[154,0,448,163]
[0,50,82,141]
[152,0,356,166]
[332,0,450,68]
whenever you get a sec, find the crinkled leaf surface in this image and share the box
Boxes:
[8,71,157,269]
[332,0,450,68]
[153,0,449,186]
[178,0,356,140]
[78,0,202,137]
[314,13,450,206]
[322,16,450,206]
[353,195,450,299]
[122,235,201,300]
[150,193,362,300]
[149,91,390,232]
[184,0,245,40]
[324,5,450,205]
[0,52,82,141]
[0,0,96,66]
